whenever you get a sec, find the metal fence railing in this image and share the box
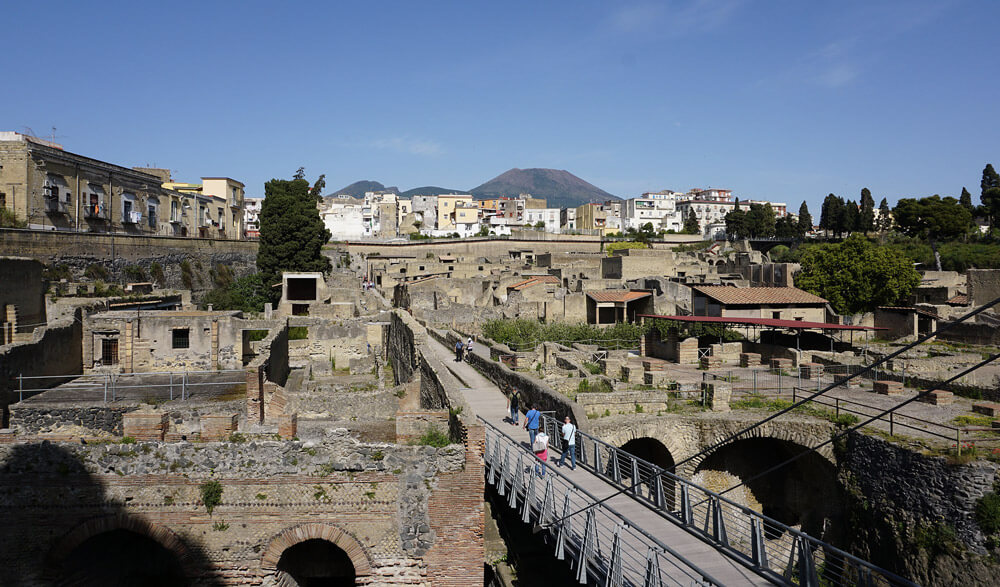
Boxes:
[11,370,247,404]
[483,417,719,587]
[534,413,919,587]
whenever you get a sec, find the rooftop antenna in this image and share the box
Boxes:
[48,126,67,142]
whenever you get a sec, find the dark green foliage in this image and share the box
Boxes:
[795,234,920,314]
[820,194,846,236]
[774,216,799,239]
[482,319,645,350]
[84,264,110,281]
[199,480,223,514]
[256,170,332,298]
[797,201,812,234]
[42,264,72,282]
[975,492,1000,535]
[960,187,975,213]
[892,195,973,241]
[726,203,776,238]
[246,329,269,342]
[682,209,700,234]
[200,273,270,313]
[981,164,1000,229]
[149,262,165,286]
[647,319,744,342]
[179,260,194,290]
[877,198,893,232]
[859,188,875,233]
[288,326,308,340]
[210,264,234,288]
[311,174,326,200]
[0,207,27,228]
[409,232,432,240]
[123,265,146,282]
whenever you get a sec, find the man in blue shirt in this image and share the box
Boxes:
[523,405,540,447]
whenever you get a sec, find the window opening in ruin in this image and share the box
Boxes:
[101,338,119,365]
[292,304,310,316]
[172,328,190,349]
[0,192,6,208]
[287,277,318,301]
[277,539,357,586]
[772,312,781,320]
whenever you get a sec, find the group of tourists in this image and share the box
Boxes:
[453,337,474,362]
[506,387,577,477]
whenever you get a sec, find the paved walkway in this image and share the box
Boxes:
[423,336,770,586]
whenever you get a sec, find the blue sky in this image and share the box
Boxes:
[4,0,997,212]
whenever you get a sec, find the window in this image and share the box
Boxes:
[101,338,119,366]
[772,312,781,319]
[172,328,190,349]
[0,192,5,208]
[123,200,133,215]
[148,205,157,228]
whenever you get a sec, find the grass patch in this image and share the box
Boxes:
[288,326,308,340]
[200,480,223,514]
[583,362,603,375]
[953,414,996,427]
[412,426,451,448]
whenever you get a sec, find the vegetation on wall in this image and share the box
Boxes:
[0,208,27,228]
[482,319,646,350]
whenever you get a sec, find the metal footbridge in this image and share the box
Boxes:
[424,335,919,586]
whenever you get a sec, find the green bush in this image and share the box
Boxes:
[180,260,194,290]
[583,362,602,374]
[975,492,1000,535]
[288,326,308,340]
[43,264,73,282]
[200,480,223,514]
[414,426,451,448]
[123,265,147,282]
[605,241,648,256]
[0,207,27,228]
[247,329,269,342]
[85,264,110,281]
[149,262,165,285]
[481,319,645,351]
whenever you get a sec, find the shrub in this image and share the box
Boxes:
[0,207,27,228]
[414,426,451,448]
[199,480,223,514]
[42,264,73,282]
[123,265,147,282]
[975,492,1000,535]
[288,326,308,340]
[85,264,110,281]
[605,241,648,256]
[149,262,165,285]
[210,263,234,288]
[583,362,602,375]
[180,260,194,290]
[247,329,269,342]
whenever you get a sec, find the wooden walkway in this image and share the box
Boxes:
[424,336,772,586]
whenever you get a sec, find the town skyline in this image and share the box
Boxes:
[4,0,997,210]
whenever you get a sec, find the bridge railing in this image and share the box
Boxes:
[11,370,247,403]
[482,417,720,587]
[538,413,919,587]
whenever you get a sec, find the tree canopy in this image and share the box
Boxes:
[257,170,332,296]
[682,209,700,234]
[892,195,973,242]
[795,234,920,315]
[797,201,812,235]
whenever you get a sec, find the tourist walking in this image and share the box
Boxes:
[557,416,577,470]
[523,405,540,446]
[454,339,464,362]
[465,337,474,362]
[507,388,520,426]
[533,430,549,477]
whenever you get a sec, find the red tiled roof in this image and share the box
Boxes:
[508,275,559,291]
[637,314,883,331]
[946,294,969,306]
[693,286,827,305]
[587,291,652,303]
[878,306,939,319]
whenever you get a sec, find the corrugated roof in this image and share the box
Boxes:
[637,314,883,331]
[878,306,939,319]
[693,286,827,305]
[587,291,652,303]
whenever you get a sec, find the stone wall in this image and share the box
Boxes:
[9,405,130,436]
[839,433,1000,585]
[0,436,465,585]
[0,257,46,337]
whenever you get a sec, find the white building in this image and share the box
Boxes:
[561,207,577,231]
[320,195,365,240]
[244,197,263,238]
[524,208,561,233]
[625,191,683,232]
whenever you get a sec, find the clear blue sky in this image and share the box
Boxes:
[4,0,997,212]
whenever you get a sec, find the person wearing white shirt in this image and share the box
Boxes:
[557,416,577,470]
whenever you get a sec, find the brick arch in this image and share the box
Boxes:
[45,513,198,575]
[685,422,835,475]
[261,522,373,577]
[594,422,686,465]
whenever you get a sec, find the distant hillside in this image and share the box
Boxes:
[470,168,619,208]
[333,180,399,198]
[400,186,467,198]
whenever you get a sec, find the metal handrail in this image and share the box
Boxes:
[480,416,721,586]
[537,412,919,587]
[12,369,247,403]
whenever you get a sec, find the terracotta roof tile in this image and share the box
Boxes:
[508,275,559,291]
[692,286,827,305]
[946,294,968,305]
[587,291,652,303]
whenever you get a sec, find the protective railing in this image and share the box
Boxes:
[536,413,919,587]
[11,370,247,403]
[482,417,720,587]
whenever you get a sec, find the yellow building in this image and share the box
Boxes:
[575,203,607,232]
[436,194,473,230]
[163,177,245,239]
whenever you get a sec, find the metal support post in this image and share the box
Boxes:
[169,372,174,401]
[18,373,23,403]
[889,412,894,437]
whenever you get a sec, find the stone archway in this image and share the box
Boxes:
[46,514,197,584]
[620,436,678,509]
[261,523,373,585]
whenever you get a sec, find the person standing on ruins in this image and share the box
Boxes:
[455,339,464,362]
[533,429,549,477]
[465,337,474,362]
[557,416,577,470]
[523,405,540,446]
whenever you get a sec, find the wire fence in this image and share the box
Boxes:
[499,338,641,352]
[11,370,247,404]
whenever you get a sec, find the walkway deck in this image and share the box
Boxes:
[424,336,771,586]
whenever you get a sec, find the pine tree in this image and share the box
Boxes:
[982,164,1000,230]
[877,198,892,232]
[960,187,974,213]
[257,169,332,299]
[797,201,812,236]
[683,209,700,235]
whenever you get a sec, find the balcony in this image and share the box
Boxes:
[84,203,109,220]
[122,211,142,225]
[45,199,69,215]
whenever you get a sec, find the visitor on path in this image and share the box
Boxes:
[523,405,541,446]
[465,337,474,362]
[454,339,464,362]
[507,388,520,425]
[533,430,549,477]
[557,416,577,470]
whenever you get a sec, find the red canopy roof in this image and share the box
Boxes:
[637,314,883,331]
